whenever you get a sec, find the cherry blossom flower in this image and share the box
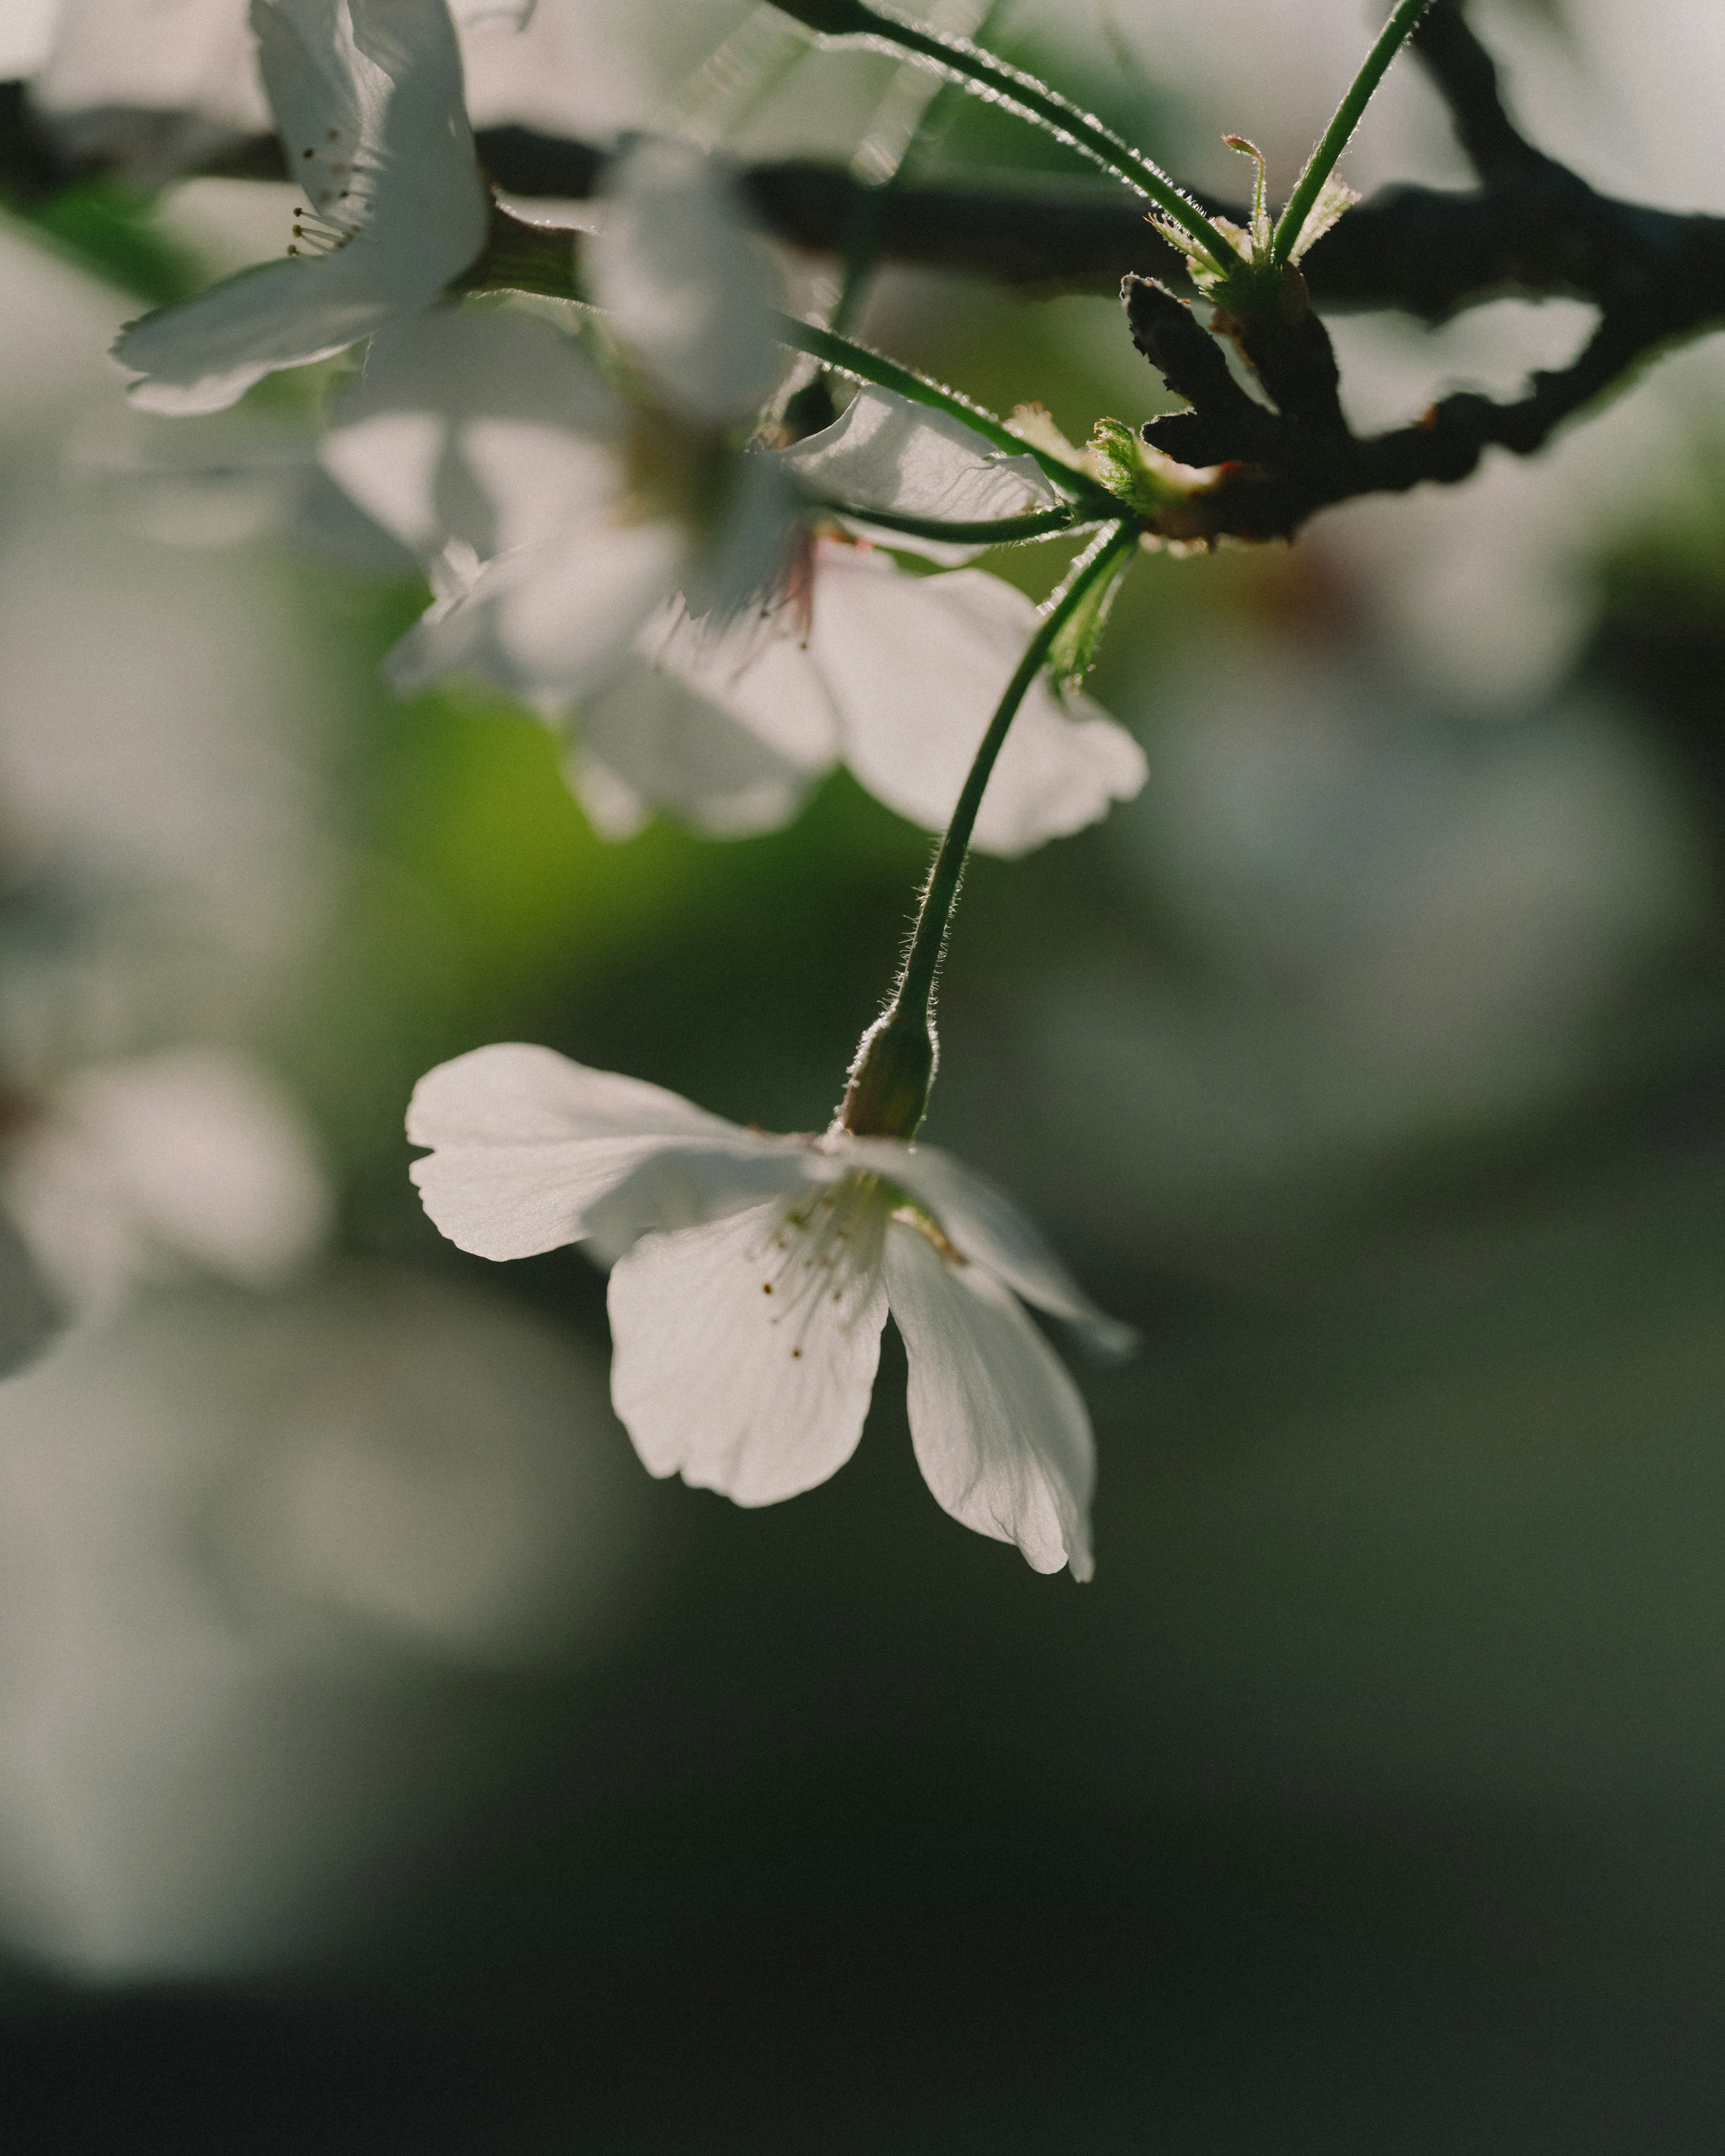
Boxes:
[323,298,1145,848]
[407,1042,1134,1579]
[111,0,494,414]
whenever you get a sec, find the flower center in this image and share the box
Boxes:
[752,1171,886,1360]
[286,126,373,257]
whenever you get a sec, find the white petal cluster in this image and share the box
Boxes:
[408,1043,1133,1580]
[320,188,1143,850]
[111,0,493,414]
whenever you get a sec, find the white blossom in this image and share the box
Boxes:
[407,1042,1134,1579]
[1,1047,332,1319]
[323,303,1145,849]
[111,0,493,415]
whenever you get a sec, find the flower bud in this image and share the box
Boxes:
[838,1004,937,1139]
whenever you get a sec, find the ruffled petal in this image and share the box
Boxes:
[784,385,1059,526]
[589,135,782,426]
[807,552,1148,856]
[846,1135,1135,1359]
[261,0,488,278]
[608,1195,889,1507]
[883,1217,1095,1579]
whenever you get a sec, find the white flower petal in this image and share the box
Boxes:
[681,450,805,623]
[385,513,686,703]
[111,0,490,412]
[847,1136,1136,1359]
[261,0,487,278]
[644,601,840,769]
[590,135,782,425]
[114,256,401,416]
[608,1197,889,1507]
[784,385,1060,525]
[883,1218,1095,1579]
[577,655,826,839]
[322,309,622,556]
[808,552,1148,856]
[406,1041,745,1260]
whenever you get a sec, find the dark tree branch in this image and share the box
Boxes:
[1113,0,1725,544]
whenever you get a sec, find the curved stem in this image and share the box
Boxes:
[770,0,1230,257]
[895,521,1136,1026]
[816,501,1078,543]
[1273,0,1436,261]
[774,314,1115,511]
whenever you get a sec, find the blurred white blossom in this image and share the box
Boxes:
[324,253,1141,848]
[0,1046,331,1320]
[0,1266,643,1977]
[408,1042,1132,1578]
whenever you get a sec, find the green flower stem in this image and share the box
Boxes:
[774,314,1117,512]
[1272,0,1436,261]
[770,0,1230,259]
[814,500,1078,543]
[840,518,1137,1137]
[897,519,1136,1023]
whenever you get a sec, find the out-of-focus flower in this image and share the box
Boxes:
[0,1265,643,1977]
[348,135,799,717]
[30,0,743,181]
[111,0,494,414]
[0,1045,331,1320]
[407,1042,1132,1578]
[324,268,1143,847]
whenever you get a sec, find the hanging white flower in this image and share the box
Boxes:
[111,0,493,415]
[407,1042,1134,1579]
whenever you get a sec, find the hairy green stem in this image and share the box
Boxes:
[839,520,1137,1137]
[769,0,1231,258]
[1273,0,1436,260]
[774,314,1115,510]
[815,500,1078,543]
[898,520,1136,1022]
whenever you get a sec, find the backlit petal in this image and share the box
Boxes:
[322,309,621,557]
[784,385,1060,526]
[608,1195,889,1507]
[883,1218,1095,1579]
[407,1042,743,1259]
[847,1135,1136,1359]
[112,0,489,412]
[807,553,1147,856]
[385,513,686,704]
[576,656,827,839]
[590,135,782,425]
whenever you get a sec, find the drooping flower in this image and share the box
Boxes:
[407,1042,1134,1578]
[111,0,494,415]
